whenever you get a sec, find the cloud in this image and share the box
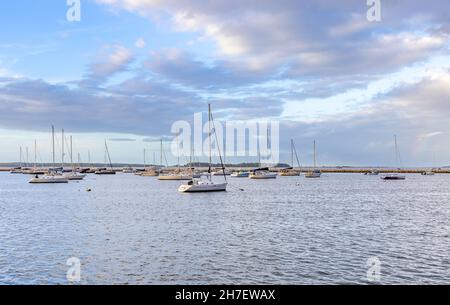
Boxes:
[135,37,146,49]
[82,44,134,86]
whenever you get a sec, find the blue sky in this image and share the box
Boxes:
[0,0,449,166]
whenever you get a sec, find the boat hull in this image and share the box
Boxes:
[249,173,277,179]
[158,175,192,181]
[178,183,227,193]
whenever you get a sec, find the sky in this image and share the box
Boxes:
[0,0,449,166]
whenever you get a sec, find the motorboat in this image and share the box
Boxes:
[29,173,69,184]
[381,174,406,180]
[64,172,87,181]
[231,171,250,178]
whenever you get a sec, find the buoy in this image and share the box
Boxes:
[86,188,92,192]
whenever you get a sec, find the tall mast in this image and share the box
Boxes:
[144,149,146,169]
[160,138,163,167]
[291,139,294,168]
[34,140,37,169]
[394,135,399,167]
[105,141,113,170]
[19,146,23,168]
[26,147,29,167]
[313,140,317,168]
[52,125,55,167]
[61,129,65,168]
[70,135,73,169]
[208,103,212,180]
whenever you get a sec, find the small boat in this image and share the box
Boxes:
[10,167,23,174]
[29,174,69,184]
[305,141,322,178]
[365,170,380,176]
[179,179,227,193]
[231,171,250,178]
[249,169,277,179]
[64,135,86,181]
[381,174,406,180]
[64,172,87,181]
[95,169,116,175]
[383,135,406,181]
[122,167,134,173]
[212,169,231,176]
[305,169,322,178]
[179,104,227,193]
[421,171,435,176]
[95,141,116,175]
[138,170,160,177]
[279,168,300,176]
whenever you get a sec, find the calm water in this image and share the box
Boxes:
[0,172,449,285]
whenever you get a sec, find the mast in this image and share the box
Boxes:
[19,146,23,168]
[291,139,294,168]
[26,147,29,168]
[208,103,212,180]
[34,140,37,169]
[105,141,113,170]
[160,138,163,167]
[61,129,65,168]
[70,135,74,170]
[313,140,317,168]
[144,149,146,169]
[52,125,55,167]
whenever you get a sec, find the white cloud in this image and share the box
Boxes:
[135,37,146,49]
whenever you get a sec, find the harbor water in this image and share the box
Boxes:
[0,172,449,284]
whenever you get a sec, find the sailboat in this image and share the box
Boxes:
[137,149,159,176]
[305,140,322,178]
[29,126,69,184]
[179,104,227,192]
[10,147,23,174]
[249,127,277,179]
[279,139,301,176]
[64,136,86,180]
[159,134,192,181]
[95,141,116,175]
[381,135,406,181]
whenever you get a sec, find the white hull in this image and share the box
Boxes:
[179,182,227,193]
[29,175,69,184]
[249,173,277,179]
[279,171,300,176]
[64,173,86,181]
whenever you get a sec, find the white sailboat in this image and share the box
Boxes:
[305,140,322,178]
[64,135,86,181]
[29,126,69,184]
[179,104,227,193]
[279,139,301,176]
[381,135,406,181]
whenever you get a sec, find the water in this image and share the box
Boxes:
[0,172,449,284]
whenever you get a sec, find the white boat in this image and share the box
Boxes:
[30,173,69,184]
[212,169,231,176]
[179,104,227,193]
[179,180,227,193]
[122,167,134,173]
[305,141,322,178]
[28,126,69,184]
[64,172,86,181]
[64,135,86,181]
[10,167,23,174]
[231,171,250,178]
[249,170,278,179]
